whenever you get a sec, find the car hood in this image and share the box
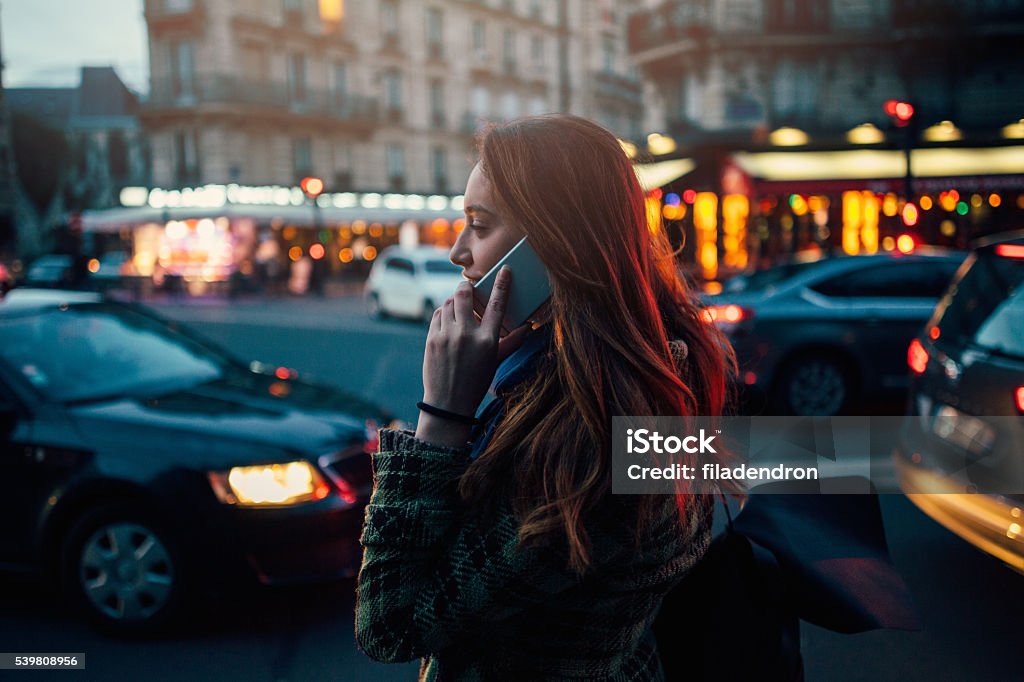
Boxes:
[67,373,377,468]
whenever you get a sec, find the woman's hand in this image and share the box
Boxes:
[415,267,530,448]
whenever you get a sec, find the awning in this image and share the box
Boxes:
[634,158,696,191]
[731,146,1024,193]
[81,203,464,233]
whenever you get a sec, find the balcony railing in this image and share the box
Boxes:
[145,0,205,31]
[147,75,379,124]
[627,0,712,53]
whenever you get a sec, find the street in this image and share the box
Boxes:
[1,292,1021,681]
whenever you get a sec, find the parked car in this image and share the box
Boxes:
[893,231,1024,573]
[365,245,463,321]
[702,250,966,415]
[87,250,130,291]
[0,289,389,633]
[25,254,74,287]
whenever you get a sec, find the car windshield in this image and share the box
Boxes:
[423,259,459,274]
[725,260,822,292]
[931,249,1024,358]
[0,303,226,403]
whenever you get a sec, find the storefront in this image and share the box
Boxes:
[81,185,465,295]
[644,145,1024,282]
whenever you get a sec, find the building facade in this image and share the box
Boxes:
[142,0,647,195]
[624,0,1024,278]
[627,0,1024,142]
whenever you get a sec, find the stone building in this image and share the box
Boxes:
[142,0,647,195]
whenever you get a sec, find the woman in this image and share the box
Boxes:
[355,114,734,680]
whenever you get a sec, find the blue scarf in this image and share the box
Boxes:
[469,325,553,460]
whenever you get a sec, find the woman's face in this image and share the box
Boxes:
[450,163,524,284]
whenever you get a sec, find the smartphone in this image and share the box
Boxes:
[472,236,551,333]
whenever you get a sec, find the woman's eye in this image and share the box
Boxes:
[469,222,488,231]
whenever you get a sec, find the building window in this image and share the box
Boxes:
[171,41,194,100]
[529,0,542,21]
[383,71,402,111]
[174,130,199,186]
[471,85,489,117]
[472,20,486,52]
[381,0,398,38]
[283,0,304,25]
[165,0,194,12]
[293,137,313,179]
[387,144,405,190]
[531,35,544,69]
[503,29,516,73]
[333,61,348,95]
[288,53,307,102]
[426,7,443,58]
[529,95,546,116]
[501,92,520,120]
[319,0,344,24]
[432,146,447,192]
[429,79,445,128]
[602,38,615,73]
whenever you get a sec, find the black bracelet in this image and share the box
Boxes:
[416,401,481,426]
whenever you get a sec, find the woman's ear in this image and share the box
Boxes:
[669,339,689,371]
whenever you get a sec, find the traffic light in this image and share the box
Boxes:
[884,100,915,128]
[300,176,325,198]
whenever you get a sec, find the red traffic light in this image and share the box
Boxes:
[300,176,325,198]
[884,100,915,127]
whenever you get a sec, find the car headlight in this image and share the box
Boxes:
[208,461,330,507]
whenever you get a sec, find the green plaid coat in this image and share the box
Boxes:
[355,428,713,681]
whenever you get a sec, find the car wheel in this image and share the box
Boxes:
[61,503,187,635]
[773,354,852,416]
[422,299,436,324]
[367,292,386,320]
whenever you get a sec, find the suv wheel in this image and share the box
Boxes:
[773,354,852,416]
[61,503,187,635]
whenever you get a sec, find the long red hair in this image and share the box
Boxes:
[457,115,736,576]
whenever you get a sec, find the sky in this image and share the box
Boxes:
[2,0,148,93]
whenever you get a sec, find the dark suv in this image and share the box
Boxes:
[894,231,1024,573]
[703,251,965,415]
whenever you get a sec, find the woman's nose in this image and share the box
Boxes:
[450,234,471,269]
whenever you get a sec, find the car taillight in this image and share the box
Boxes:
[364,418,380,454]
[1016,387,1024,414]
[995,244,1024,259]
[908,338,928,374]
[701,304,750,325]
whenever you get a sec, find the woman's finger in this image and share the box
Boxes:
[452,280,474,327]
[479,266,512,338]
[428,303,442,336]
[440,297,456,330]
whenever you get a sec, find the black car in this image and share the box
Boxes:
[703,250,965,415]
[0,289,387,633]
[894,231,1024,572]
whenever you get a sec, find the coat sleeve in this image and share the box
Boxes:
[354,428,581,663]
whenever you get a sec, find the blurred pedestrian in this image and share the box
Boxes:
[355,114,736,680]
